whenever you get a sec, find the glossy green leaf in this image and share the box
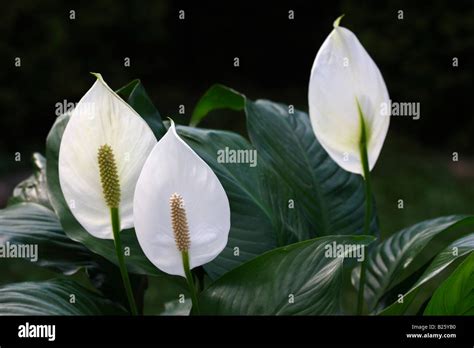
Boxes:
[0,278,127,315]
[0,201,149,309]
[86,258,148,314]
[8,153,52,209]
[116,79,167,138]
[424,253,474,315]
[380,233,474,315]
[190,84,245,126]
[177,125,276,279]
[0,202,96,275]
[245,100,379,242]
[352,215,474,312]
[199,235,374,315]
[191,84,379,242]
[143,274,190,315]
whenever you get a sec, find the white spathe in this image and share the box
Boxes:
[308,24,390,174]
[58,74,157,239]
[133,121,231,277]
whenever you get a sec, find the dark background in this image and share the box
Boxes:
[0,0,473,232]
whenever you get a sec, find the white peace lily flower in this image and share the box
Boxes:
[58,74,157,239]
[308,19,390,175]
[133,121,231,277]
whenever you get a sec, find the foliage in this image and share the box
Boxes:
[0,81,472,315]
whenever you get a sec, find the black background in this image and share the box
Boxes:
[0,315,473,345]
[1,0,473,163]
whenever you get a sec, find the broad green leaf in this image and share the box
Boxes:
[177,126,276,279]
[191,84,379,243]
[0,278,127,315]
[116,79,167,138]
[120,81,275,278]
[144,274,189,315]
[380,234,474,315]
[245,100,379,241]
[199,235,374,315]
[352,215,474,312]
[0,201,149,309]
[86,258,148,314]
[190,84,245,126]
[424,253,474,315]
[8,153,52,209]
[0,203,96,275]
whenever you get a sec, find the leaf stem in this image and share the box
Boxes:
[181,251,200,314]
[356,106,372,315]
[111,207,138,316]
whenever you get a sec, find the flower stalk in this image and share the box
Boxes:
[111,207,138,316]
[356,105,372,315]
[182,250,200,314]
[98,144,138,315]
[170,192,200,314]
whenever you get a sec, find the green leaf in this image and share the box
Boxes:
[86,258,148,314]
[190,84,245,127]
[380,234,474,315]
[352,215,474,312]
[199,235,375,315]
[116,79,167,138]
[245,100,379,242]
[0,202,96,275]
[46,114,159,276]
[0,201,149,309]
[424,253,474,315]
[0,278,127,315]
[177,126,276,279]
[8,153,52,209]
[189,85,380,276]
[144,274,189,315]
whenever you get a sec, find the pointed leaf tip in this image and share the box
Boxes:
[333,14,345,28]
[90,72,103,80]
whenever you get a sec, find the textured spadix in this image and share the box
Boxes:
[308,23,390,174]
[58,74,157,239]
[133,122,231,276]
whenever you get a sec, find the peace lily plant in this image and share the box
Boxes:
[134,121,231,312]
[1,17,472,317]
[308,15,390,314]
[58,74,157,315]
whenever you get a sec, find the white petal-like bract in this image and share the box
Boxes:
[133,122,231,276]
[308,25,390,174]
[58,75,157,239]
